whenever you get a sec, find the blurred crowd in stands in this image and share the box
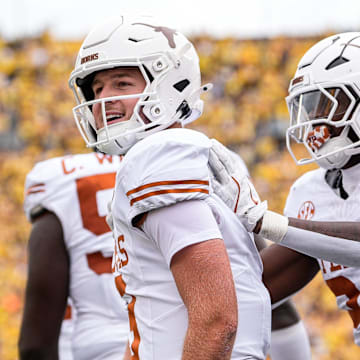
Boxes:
[0,31,357,359]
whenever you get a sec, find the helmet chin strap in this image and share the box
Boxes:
[315,135,353,169]
[96,120,139,155]
[181,83,213,126]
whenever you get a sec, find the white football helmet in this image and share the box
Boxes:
[69,15,210,155]
[286,32,360,169]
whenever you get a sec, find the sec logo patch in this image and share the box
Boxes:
[298,201,315,220]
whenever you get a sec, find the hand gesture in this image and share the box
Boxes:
[209,139,267,232]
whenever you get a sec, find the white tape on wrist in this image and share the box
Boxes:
[259,210,289,243]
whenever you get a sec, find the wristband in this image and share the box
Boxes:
[259,210,289,243]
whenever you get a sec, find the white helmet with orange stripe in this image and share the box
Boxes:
[286,32,360,169]
[69,15,210,155]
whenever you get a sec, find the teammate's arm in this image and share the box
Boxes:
[209,140,360,266]
[19,211,70,360]
[260,243,320,305]
[171,239,238,360]
[288,218,360,240]
[255,215,360,241]
[254,214,360,267]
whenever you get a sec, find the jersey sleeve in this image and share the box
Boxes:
[118,128,212,223]
[142,200,223,267]
[24,157,67,222]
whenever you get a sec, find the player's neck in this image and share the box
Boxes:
[168,122,182,129]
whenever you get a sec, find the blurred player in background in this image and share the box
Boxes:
[18,152,128,360]
[210,32,360,352]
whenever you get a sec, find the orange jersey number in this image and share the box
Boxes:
[326,276,360,328]
[115,235,140,359]
[76,172,116,275]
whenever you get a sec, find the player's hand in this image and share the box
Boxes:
[208,139,268,232]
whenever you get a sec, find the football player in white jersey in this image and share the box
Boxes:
[69,15,273,359]
[68,16,360,358]
[283,31,360,347]
[209,32,360,350]
[19,152,128,359]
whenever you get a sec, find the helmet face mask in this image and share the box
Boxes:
[72,62,157,154]
[69,15,207,155]
[286,32,360,170]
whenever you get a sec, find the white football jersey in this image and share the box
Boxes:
[24,152,128,360]
[284,165,360,345]
[58,302,75,360]
[112,128,271,359]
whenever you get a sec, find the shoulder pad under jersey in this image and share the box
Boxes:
[283,168,324,217]
[118,128,212,221]
[24,152,120,222]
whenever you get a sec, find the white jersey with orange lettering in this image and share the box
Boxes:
[284,165,360,346]
[111,128,271,360]
[24,152,128,360]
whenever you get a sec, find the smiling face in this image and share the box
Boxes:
[91,67,146,130]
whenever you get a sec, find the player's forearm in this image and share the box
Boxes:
[256,211,360,267]
[182,319,237,360]
[288,218,360,241]
[255,211,360,241]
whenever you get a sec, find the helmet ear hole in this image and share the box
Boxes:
[142,66,154,83]
[325,56,349,70]
[76,73,97,101]
[173,79,190,92]
[176,100,192,119]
